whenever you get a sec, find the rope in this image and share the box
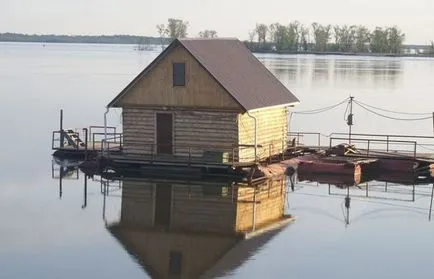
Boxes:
[354,100,433,121]
[355,99,432,116]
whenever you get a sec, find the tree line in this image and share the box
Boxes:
[0,32,172,45]
[248,22,406,54]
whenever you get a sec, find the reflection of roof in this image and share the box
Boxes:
[108,38,299,111]
[201,217,293,279]
[107,218,293,279]
[108,225,160,279]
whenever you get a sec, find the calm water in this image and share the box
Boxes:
[1,42,434,279]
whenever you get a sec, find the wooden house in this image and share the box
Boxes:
[107,177,292,279]
[107,38,299,164]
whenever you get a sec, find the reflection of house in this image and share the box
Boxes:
[107,38,299,163]
[107,178,292,279]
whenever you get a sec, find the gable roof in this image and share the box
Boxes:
[108,38,299,111]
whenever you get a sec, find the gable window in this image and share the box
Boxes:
[173,63,185,86]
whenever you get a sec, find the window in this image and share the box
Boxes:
[173,63,185,86]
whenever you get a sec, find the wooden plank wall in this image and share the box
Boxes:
[122,108,239,161]
[122,108,155,154]
[115,44,241,110]
[238,106,288,161]
[174,110,238,160]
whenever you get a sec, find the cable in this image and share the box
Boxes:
[354,101,433,121]
[292,97,350,115]
[355,99,432,116]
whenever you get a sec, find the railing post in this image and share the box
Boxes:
[386,135,389,152]
[414,142,417,161]
[60,109,64,148]
[318,133,321,151]
[367,140,370,157]
[83,128,88,161]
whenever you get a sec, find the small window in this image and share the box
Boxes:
[169,251,182,275]
[173,63,185,86]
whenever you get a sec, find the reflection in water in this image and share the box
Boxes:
[291,177,434,227]
[260,55,403,87]
[51,158,434,278]
[96,175,291,279]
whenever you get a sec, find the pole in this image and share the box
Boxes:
[429,183,434,221]
[83,128,88,161]
[82,175,88,209]
[60,109,64,148]
[348,97,354,145]
[103,107,110,155]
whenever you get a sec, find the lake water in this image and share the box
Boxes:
[1,42,434,279]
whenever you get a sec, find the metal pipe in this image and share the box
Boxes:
[103,107,110,155]
[246,111,258,162]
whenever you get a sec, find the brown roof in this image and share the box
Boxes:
[108,38,299,110]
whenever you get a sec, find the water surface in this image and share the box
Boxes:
[1,42,434,278]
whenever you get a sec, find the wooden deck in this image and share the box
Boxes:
[106,153,257,169]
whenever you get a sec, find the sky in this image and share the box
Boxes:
[1,0,434,44]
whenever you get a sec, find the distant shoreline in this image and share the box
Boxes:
[1,32,433,58]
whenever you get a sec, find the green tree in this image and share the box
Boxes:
[255,23,268,44]
[386,26,405,54]
[354,25,371,52]
[299,25,309,51]
[370,27,388,53]
[156,24,168,49]
[312,23,331,51]
[334,25,356,52]
[269,23,289,51]
[198,30,218,38]
[158,18,188,39]
[288,21,300,51]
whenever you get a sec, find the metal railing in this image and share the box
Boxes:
[329,137,418,160]
[288,132,323,150]
[329,132,434,154]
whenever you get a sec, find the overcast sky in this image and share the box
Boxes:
[1,0,433,44]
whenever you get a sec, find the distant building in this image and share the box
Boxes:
[108,38,299,164]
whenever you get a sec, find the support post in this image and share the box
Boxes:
[347,97,354,144]
[83,128,88,161]
[430,183,434,221]
[60,109,64,148]
[82,175,88,209]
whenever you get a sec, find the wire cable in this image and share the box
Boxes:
[355,99,432,116]
[292,97,350,115]
[354,100,433,121]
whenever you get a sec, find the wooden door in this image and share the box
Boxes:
[154,184,172,228]
[156,113,173,154]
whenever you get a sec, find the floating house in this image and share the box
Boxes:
[107,38,299,164]
[108,177,292,278]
